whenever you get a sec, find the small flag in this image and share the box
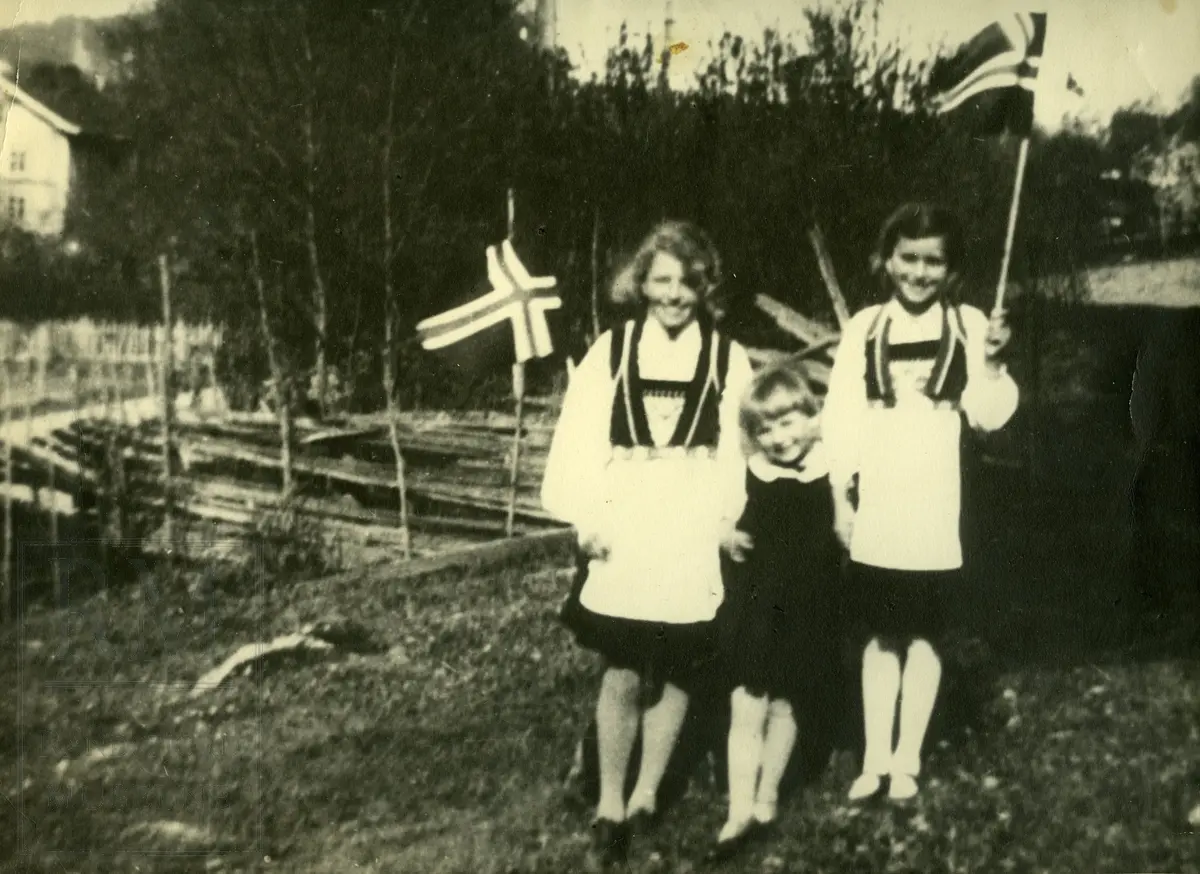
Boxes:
[416,239,561,364]
[1066,73,1084,97]
[929,12,1047,136]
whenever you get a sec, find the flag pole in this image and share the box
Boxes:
[505,187,524,538]
[994,135,1031,315]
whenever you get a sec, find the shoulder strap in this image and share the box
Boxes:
[609,322,627,377]
[928,304,971,402]
[865,304,888,341]
[864,307,893,404]
[950,305,968,345]
[714,330,732,393]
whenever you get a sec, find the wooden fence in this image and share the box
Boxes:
[0,318,222,621]
[0,285,845,623]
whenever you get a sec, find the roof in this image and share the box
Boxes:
[0,72,82,136]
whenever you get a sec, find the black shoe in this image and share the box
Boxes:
[749,818,779,843]
[626,807,659,837]
[590,818,629,868]
[703,821,758,865]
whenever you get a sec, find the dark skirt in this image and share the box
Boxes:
[560,551,722,698]
[720,571,839,703]
[843,561,958,649]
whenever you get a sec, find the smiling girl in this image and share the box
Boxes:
[821,202,1019,802]
[541,221,753,866]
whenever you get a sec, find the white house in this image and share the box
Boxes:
[0,71,84,237]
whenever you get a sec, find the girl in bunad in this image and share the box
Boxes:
[707,359,842,862]
[541,220,753,866]
[821,202,1018,803]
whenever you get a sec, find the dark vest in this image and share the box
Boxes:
[864,304,969,408]
[609,318,731,451]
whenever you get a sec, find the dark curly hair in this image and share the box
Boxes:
[869,202,965,304]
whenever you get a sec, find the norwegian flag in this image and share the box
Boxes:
[416,240,561,364]
[929,12,1047,136]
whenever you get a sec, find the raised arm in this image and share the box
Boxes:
[959,306,1020,433]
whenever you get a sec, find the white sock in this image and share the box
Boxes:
[725,688,768,825]
[595,669,640,822]
[754,698,796,822]
[751,800,778,823]
[893,639,942,778]
[718,816,754,842]
[626,682,689,816]
[848,772,882,801]
[861,639,901,777]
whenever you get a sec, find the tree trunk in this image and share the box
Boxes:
[302,31,329,420]
[250,231,294,497]
[343,241,366,409]
[157,254,176,556]
[807,223,852,329]
[2,368,11,623]
[382,52,412,559]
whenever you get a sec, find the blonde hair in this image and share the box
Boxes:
[739,357,821,450]
[609,220,725,320]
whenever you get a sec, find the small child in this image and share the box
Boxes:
[708,359,842,861]
[822,202,1018,802]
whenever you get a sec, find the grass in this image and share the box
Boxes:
[2,299,1199,873]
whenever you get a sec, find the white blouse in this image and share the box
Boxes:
[541,318,753,623]
[822,300,1019,571]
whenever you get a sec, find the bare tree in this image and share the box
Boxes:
[381,52,412,560]
[297,15,331,419]
[250,230,294,497]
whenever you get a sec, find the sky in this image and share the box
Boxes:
[559,0,1200,129]
[3,0,1198,129]
[0,0,150,24]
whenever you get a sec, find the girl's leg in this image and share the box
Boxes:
[851,637,901,799]
[890,638,942,798]
[626,681,689,816]
[721,687,768,837]
[754,697,797,824]
[595,667,642,822]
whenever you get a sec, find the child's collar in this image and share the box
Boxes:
[749,442,828,483]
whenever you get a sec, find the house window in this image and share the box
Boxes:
[7,197,26,221]
[9,151,25,173]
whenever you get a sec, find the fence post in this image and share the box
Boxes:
[38,340,60,605]
[159,255,176,559]
[2,361,12,624]
[70,361,83,545]
[144,327,156,400]
[113,333,127,544]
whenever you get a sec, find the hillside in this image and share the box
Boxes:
[1,301,1197,872]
